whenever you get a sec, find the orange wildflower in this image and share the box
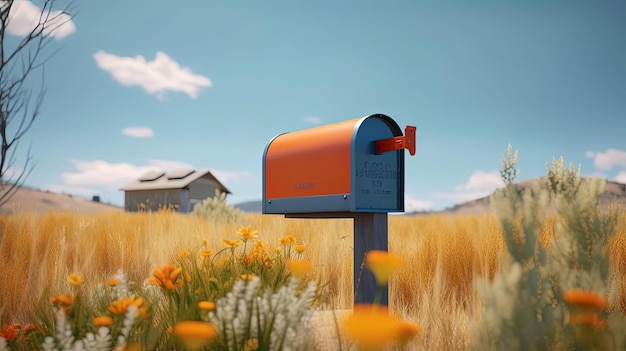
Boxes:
[174,321,217,351]
[107,278,120,286]
[108,294,147,317]
[237,225,259,242]
[563,289,608,311]
[279,235,297,246]
[0,323,20,342]
[294,244,307,253]
[287,260,312,278]
[365,250,403,286]
[343,304,403,351]
[199,249,214,257]
[92,316,113,326]
[223,239,241,248]
[68,274,84,286]
[149,265,184,290]
[198,301,216,311]
[241,274,255,281]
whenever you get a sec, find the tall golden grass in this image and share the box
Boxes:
[1,209,625,349]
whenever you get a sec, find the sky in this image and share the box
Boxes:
[3,0,625,212]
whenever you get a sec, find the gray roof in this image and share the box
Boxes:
[120,169,231,193]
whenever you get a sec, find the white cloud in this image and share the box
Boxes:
[404,194,433,212]
[434,170,503,204]
[6,0,76,39]
[61,159,159,189]
[211,170,254,183]
[147,159,193,171]
[455,170,502,192]
[303,116,322,124]
[122,127,154,138]
[93,51,212,99]
[586,148,626,171]
[615,171,626,184]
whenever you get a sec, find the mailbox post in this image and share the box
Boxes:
[262,114,415,305]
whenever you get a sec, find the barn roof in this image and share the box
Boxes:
[119,169,231,193]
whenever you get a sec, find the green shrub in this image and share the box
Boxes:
[192,190,246,224]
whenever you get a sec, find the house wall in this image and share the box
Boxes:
[187,176,225,211]
[124,189,183,212]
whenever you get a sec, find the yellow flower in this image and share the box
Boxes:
[223,239,241,248]
[365,250,403,286]
[198,301,216,311]
[241,274,256,281]
[174,321,217,351]
[279,235,297,246]
[68,274,83,286]
[563,289,608,312]
[294,244,306,253]
[107,278,120,286]
[275,247,283,254]
[287,260,312,278]
[92,316,113,326]
[180,250,191,258]
[202,237,209,246]
[199,249,214,257]
[343,304,403,351]
[237,225,259,242]
[51,295,73,306]
[148,265,184,290]
[108,294,146,316]
[397,321,420,347]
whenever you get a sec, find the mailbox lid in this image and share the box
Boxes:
[264,118,358,199]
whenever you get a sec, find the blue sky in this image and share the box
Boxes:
[5,0,626,212]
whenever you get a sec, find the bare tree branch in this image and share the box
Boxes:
[0,0,75,206]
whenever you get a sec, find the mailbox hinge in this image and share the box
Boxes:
[375,126,416,156]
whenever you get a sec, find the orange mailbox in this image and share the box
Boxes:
[263,114,415,214]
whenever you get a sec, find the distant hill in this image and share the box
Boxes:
[234,200,263,213]
[431,178,626,217]
[0,186,123,215]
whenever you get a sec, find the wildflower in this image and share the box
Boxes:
[397,321,420,347]
[287,260,312,278]
[216,257,231,269]
[202,237,209,246]
[295,244,307,253]
[563,289,608,312]
[0,324,20,342]
[174,321,217,351]
[108,294,147,317]
[107,278,120,286]
[199,249,214,257]
[237,225,259,242]
[198,301,216,311]
[279,235,297,246]
[180,250,191,258]
[92,316,113,326]
[343,304,403,351]
[148,265,184,290]
[275,247,283,254]
[365,250,403,286]
[68,274,84,286]
[51,295,73,306]
[241,274,256,281]
[223,239,241,248]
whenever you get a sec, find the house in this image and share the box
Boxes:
[120,169,231,212]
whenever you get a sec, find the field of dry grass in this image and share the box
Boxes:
[1,209,625,350]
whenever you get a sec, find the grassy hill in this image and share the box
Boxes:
[0,186,123,215]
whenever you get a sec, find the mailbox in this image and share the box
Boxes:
[263,114,415,214]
